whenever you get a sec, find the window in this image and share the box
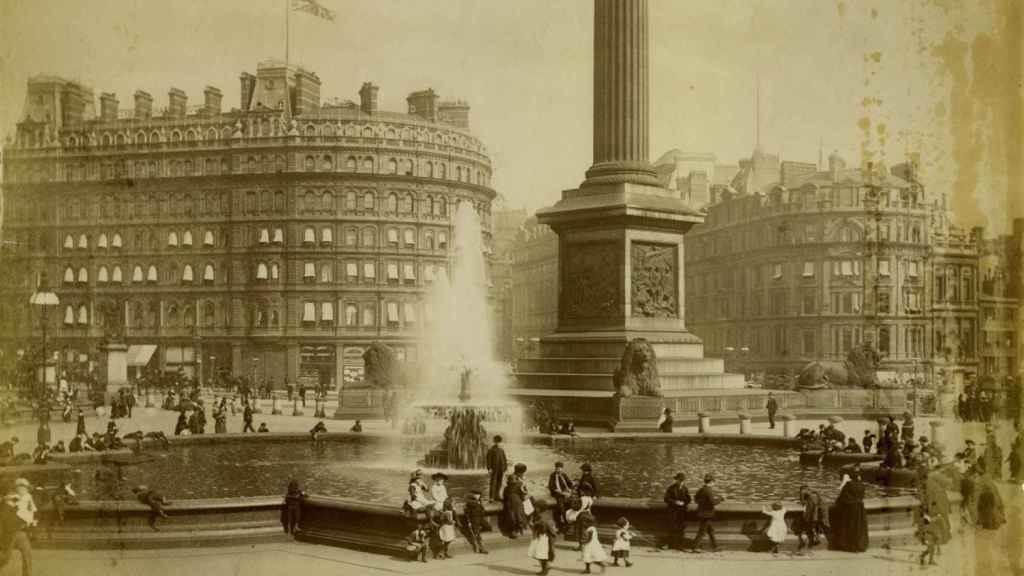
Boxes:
[78,234,88,249]
[363,192,375,210]
[303,262,316,280]
[303,301,316,323]
[362,228,376,247]
[64,235,74,249]
[362,306,376,327]
[802,261,814,278]
[203,264,215,283]
[132,266,143,283]
[387,262,399,283]
[64,305,74,325]
[270,263,279,280]
[387,228,399,245]
[98,266,109,283]
[182,265,194,283]
[320,263,332,283]
[803,331,816,356]
[345,229,357,246]
[204,230,214,247]
[841,261,852,276]
[425,232,434,250]
[64,267,75,285]
[438,232,448,250]
[78,304,89,325]
[345,304,358,326]
[877,290,891,314]
[77,267,89,284]
[320,302,334,324]
[147,265,158,282]
[403,262,416,283]
[165,231,177,247]
[321,227,333,245]
[772,263,783,280]
[363,262,376,280]
[98,233,109,249]
[801,290,815,314]
[256,263,269,280]
[908,260,920,278]
[182,230,193,247]
[321,192,333,211]
[404,229,415,247]
[386,193,398,213]
[425,263,435,283]
[878,259,890,276]
[404,302,417,324]
[112,266,123,283]
[386,301,400,326]
[346,262,358,280]
[272,228,283,244]
[303,227,316,244]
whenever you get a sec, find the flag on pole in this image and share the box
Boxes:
[292,0,335,22]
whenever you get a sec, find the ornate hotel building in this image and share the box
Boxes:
[0,60,496,388]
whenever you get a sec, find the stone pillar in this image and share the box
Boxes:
[99,342,129,404]
[145,390,154,408]
[781,414,796,438]
[271,394,282,415]
[251,395,262,414]
[738,414,751,435]
[292,397,304,416]
[584,0,659,187]
[697,412,711,434]
[929,420,945,448]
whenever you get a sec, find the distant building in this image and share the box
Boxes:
[652,150,737,209]
[0,61,497,388]
[491,205,528,359]
[976,221,1023,391]
[507,217,558,358]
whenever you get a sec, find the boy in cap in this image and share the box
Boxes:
[690,474,724,553]
[663,472,691,550]
[463,489,489,554]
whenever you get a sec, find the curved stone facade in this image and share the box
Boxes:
[0,65,496,387]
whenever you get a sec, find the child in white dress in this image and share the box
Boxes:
[580,514,607,573]
[762,501,788,554]
[438,509,456,559]
[611,516,635,567]
[528,514,557,575]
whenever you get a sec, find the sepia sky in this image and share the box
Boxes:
[0,0,1018,231]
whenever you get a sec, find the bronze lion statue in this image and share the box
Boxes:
[797,342,881,389]
[612,338,661,397]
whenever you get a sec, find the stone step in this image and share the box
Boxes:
[37,525,290,550]
[514,372,746,391]
[517,356,725,374]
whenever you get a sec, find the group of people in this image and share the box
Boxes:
[956,388,1000,423]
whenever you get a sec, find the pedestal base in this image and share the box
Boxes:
[611,396,667,432]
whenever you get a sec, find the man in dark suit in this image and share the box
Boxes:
[797,485,824,549]
[547,461,574,531]
[663,472,692,550]
[690,473,724,553]
[766,393,779,429]
[485,435,507,501]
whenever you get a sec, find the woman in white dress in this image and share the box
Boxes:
[579,513,607,573]
[528,514,557,575]
[762,501,788,554]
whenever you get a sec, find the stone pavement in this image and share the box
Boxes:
[18,525,1023,576]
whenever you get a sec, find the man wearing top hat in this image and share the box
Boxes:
[663,472,692,550]
[485,435,507,501]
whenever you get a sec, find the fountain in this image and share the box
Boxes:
[407,202,519,470]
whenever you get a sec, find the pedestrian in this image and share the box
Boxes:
[577,463,599,505]
[0,492,31,576]
[406,521,430,563]
[797,485,824,550]
[214,402,227,434]
[861,430,874,454]
[579,511,607,573]
[663,471,691,550]
[503,463,529,537]
[766,392,779,429]
[486,435,507,502]
[309,421,327,443]
[982,432,1003,480]
[761,502,788,554]
[242,401,255,433]
[430,473,450,507]
[75,409,86,437]
[281,479,305,534]
[174,411,188,436]
[257,422,270,433]
[690,473,723,553]
[901,412,915,444]
[8,479,36,530]
[463,489,489,554]
[350,420,363,433]
[657,408,674,433]
[828,469,868,552]
[299,383,307,408]
[131,485,171,531]
[611,517,635,567]
[438,508,456,559]
[917,512,941,566]
[126,388,136,418]
[548,461,574,531]
[528,511,557,575]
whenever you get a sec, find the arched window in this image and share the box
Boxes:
[132,302,144,327]
[438,163,446,179]
[167,231,178,247]
[182,264,194,283]
[132,266,143,283]
[303,227,316,244]
[256,262,269,281]
[203,263,215,283]
[112,266,123,283]
[304,155,315,171]
[203,302,215,326]
[321,227,334,244]
[272,228,283,244]
[270,310,280,327]
[425,231,434,250]
[258,228,270,245]
[64,305,74,325]
[456,166,462,181]
[438,232,448,250]
[320,263,333,283]
[346,156,357,171]
[204,230,214,246]
[182,230,193,247]
[77,304,89,325]
[363,192,375,210]
[321,155,333,171]
[361,157,374,172]
[388,158,398,174]
[98,266,109,283]
[304,190,316,212]
[361,228,376,247]
[112,233,122,248]
[345,228,357,246]
[183,306,195,328]
[321,191,333,211]
[274,191,285,212]
[98,233,108,249]
[77,267,89,284]
[166,304,179,327]
[345,304,358,326]
[426,161,434,178]
[270,262,279,280]
[147,265,158,283]
[386,193,398,213]
[63,267,75,285]
[78,234,88,249]
[64,235,74,249]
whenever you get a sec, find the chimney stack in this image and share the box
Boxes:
[438,100,471,129]
[359,82,379,115]
[203,86,222,115]
[99,92,119,122]
[406,89,439,122]
[133,90,153,119]
[167,87,187,117]
[239,72,255,112]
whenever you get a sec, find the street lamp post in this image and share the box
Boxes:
[911,358,920,417]
[29,272,60,438]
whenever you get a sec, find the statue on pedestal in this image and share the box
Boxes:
[612,338,661,397]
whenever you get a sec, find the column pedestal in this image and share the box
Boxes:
[292,398,304,416]
[781,415,796,438]
[271,395,282,415]
[929,420,945,449]
[697,412,711,434]
[99,342,129,404]
[738,414,751,435]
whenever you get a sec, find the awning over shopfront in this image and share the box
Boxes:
[126,345,158,367]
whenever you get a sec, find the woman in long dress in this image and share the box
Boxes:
[828,471,869,552]
[975,463,1006,530]
[504,463,529,537]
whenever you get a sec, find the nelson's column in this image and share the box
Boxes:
[514,0,746,430]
